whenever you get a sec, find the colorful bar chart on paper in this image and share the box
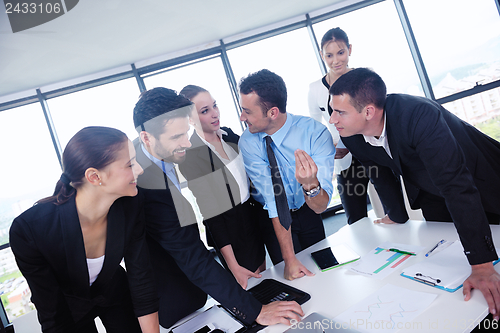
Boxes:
[349,243,424,280]
[391,254,412,268]
[373,252,403,274]
[373,252,412,273]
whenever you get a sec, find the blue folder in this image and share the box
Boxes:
[401,241,500,292]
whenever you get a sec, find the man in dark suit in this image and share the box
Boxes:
[328,67,500,320]
[132,87,303,329]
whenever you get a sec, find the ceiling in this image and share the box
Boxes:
[0,0,346,99]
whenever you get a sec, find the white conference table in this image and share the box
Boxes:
[245,218,500,333]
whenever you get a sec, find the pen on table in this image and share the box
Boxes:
[425,239,446,257]
[389,248,416,256]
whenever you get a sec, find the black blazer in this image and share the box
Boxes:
[342,94,500,265]
[179,127,242,248]
[134,140,262,328]
[9,195,158,333]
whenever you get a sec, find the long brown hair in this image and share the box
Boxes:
[179,84,207,101]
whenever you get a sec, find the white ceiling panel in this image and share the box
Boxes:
[0,0,347,98]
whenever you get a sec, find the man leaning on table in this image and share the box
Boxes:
[238,69,336,281]
[328,67,500,320]
[132,87,304,329]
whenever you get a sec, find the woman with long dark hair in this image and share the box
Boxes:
[179,85,266,289]
[10,126,159,333]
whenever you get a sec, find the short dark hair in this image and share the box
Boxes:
[39,126,128,205]
[329,68,387,112]
[179,84,208,101]
[321,27,350,50]
[239,69,287,114]
[133,87,192,137]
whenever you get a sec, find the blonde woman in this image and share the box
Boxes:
[179,85,266,289]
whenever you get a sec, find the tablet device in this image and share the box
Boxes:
[311,244,360,272]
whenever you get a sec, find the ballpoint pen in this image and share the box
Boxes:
[429,240,454,256]
[389,248,416,256]
[425,239,446,257]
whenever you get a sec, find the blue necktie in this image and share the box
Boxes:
[162,161,181,192]
[265,136,292,230]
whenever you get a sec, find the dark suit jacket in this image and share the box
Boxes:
[179,127,242,248]
[342,94,500,265]
[134,140,262,328]
[9,195,158,333]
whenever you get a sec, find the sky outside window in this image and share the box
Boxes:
[47,77,142,148]
[404,0,500,99]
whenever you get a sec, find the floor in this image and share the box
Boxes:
[323,203,375,237]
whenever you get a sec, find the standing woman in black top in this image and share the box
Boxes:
[179,85,266,289]
[10,126,159,333]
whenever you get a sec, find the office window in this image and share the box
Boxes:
[404,0,500,99]
[443,87,500,139]
[0,103,61,244]
[0,247,33,321]
[0,103,60,320]
[47,78,142,149]
[143,56,243,135]
[227,28,323,117]
[312,0,422,96]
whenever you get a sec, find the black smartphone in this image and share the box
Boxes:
[311,245,360,272]
[311,247,339,271]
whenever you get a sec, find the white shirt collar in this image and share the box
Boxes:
[362,113,392,158]
[363,113,387,142]
[141,144,173,173]
[198,128,228,146]
[141,144,180,190]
